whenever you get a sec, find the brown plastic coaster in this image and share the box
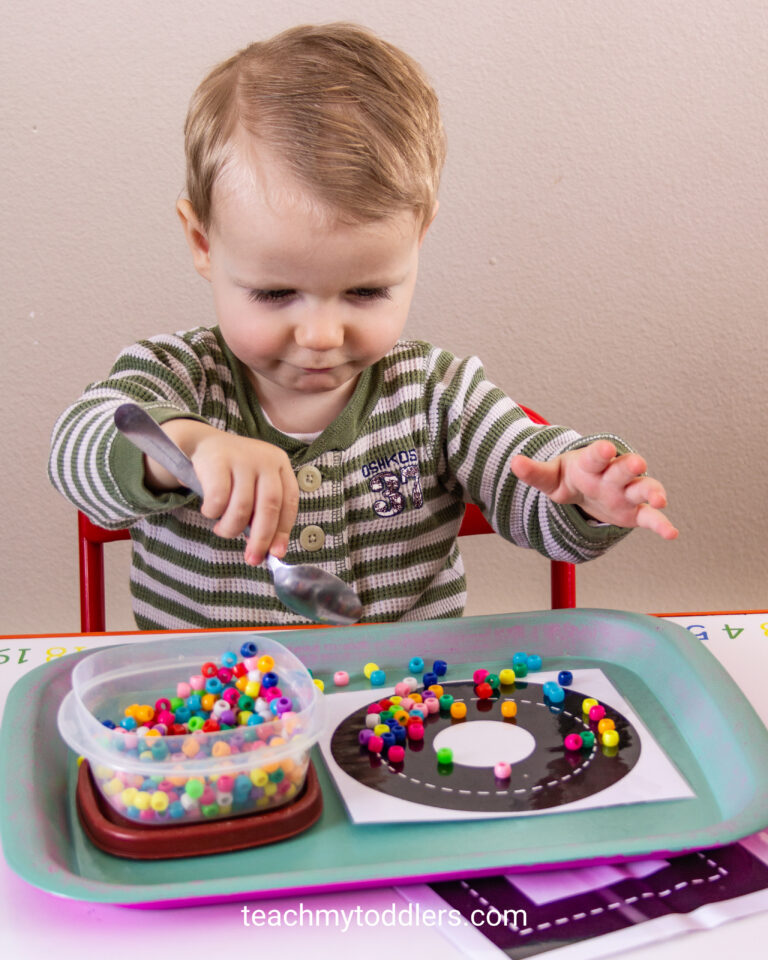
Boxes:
[76,760,323,860]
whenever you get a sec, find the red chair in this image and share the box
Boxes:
[77,404,575,631]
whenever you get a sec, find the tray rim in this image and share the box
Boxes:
[2,608,767,906]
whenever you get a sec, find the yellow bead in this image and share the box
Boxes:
[501,700,518,718]
[250,768,268,787]
[602,729,619,748]
[150,791,169,812]
[450,702,467,719]
[264,782,278,797]
[121,787,138,806]
[313,678,325,692]
[373,723,390,736]
[133,791,151,811]
[238,710,253,725]
[363,662,379,679]
[389,695,402,705]
[582,698,598,714]
[104,777,123,796]
[499,668,516,686]
[245,681,261,698]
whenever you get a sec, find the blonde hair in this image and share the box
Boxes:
[183,23,446,229]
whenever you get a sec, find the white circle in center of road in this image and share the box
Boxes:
[432,719,536,767]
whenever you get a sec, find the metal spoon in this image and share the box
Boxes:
[113,402,362,625]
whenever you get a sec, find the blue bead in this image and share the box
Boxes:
[261,671,279,688]
[512,652,528,667]
[527,654,543,671]
[247,714,263,726]
[391,724,407,744]
[240,640,259,658]
[205,677,223,694]
[221,651,238,668]
[423,671,438,687]
[126,806,140,820]
[370,669,386,686]
[101,719,116,729]
[542,681,565,703]
[408,656,425,673]
[168,801,185,819]
[174,706,191,724]
[186,694,202,711]
[120,716,137,731]
[381,732,396,751]
[433,659,448,676]
[558,670,573,686]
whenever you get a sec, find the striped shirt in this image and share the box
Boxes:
[49,328,631,629]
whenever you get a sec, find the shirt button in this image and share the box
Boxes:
[297,465,322,492]
[299,525,325,551]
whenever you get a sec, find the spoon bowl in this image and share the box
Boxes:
[113,403,362,626]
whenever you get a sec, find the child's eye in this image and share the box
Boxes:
[348,287,391,301]
[248,289,296,303]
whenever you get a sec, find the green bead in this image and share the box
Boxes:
[268,768,285,784]
[580,730,596,749]
[201,803,220,818]
[514,661,528,678]
[185,779,204,798]
[379,709,394,722]
[436,747,453,765]
[170,697,184,711]
[485,673,500,689]
[238,694,254,711]
[439,694,454,711]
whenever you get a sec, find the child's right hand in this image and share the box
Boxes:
[145,419,300,565]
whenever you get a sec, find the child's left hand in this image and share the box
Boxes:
[510,440,679,540]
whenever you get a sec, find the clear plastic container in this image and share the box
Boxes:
[57,632,324,826]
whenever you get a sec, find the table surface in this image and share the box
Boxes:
[1,610,766,960]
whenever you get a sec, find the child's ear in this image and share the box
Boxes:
[419,200,439,247]
[176,198,211,280]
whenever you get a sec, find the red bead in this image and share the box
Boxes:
[378,699,393,710]
[201,662,217,678]
[476,682,493,699]
[168,723,187,736]
[202,719,220,732]
[232,663,248,678]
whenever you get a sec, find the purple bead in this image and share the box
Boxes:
[358,728,374,746]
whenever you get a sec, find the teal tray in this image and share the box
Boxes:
[1,610,767,906]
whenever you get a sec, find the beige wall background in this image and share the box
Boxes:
[3,0,766,634]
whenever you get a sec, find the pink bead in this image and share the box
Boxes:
[189,675,204,691]
[334,671,350,686]
[264,687,282,701]
[200,787,216,805]
[564,734,583,751]
[473,668,489,684]
[217,667,233,683]
[139,809,155,821]
[367,703,381,714]
[217,776,235,793]
[394,681,411,697]
[156,710,174,726]
[589,704,606,722]
[368,735,384,753]
[400,697,415,711]
[177,682,191,698]
[388,745,405,763]
[221,687,239,704]
[424,697,440,714]
[407,722,424,741]
[494,762,511,779]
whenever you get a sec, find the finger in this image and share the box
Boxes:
[635,503,679,541]
[623,476,668,509]
[196,461,233,522]
[213,466,258,540]
[244,471,285,565]
[270,468,300,558]
[510,454,560,495]
[601,451,648,487]
[573,440,620,476]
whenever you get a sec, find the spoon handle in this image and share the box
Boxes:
[113,403,204,499]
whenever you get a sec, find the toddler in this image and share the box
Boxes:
[49,23,676,629]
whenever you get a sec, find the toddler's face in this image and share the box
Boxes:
[181,153,426,430]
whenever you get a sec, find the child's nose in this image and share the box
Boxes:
[294,310,344,350]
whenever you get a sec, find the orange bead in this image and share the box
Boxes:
[500,700,517,718]
[450,701,467,719]
[597,718,616,735]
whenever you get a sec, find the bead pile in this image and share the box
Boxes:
[87,641,314,825]
[352,651,622,781]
